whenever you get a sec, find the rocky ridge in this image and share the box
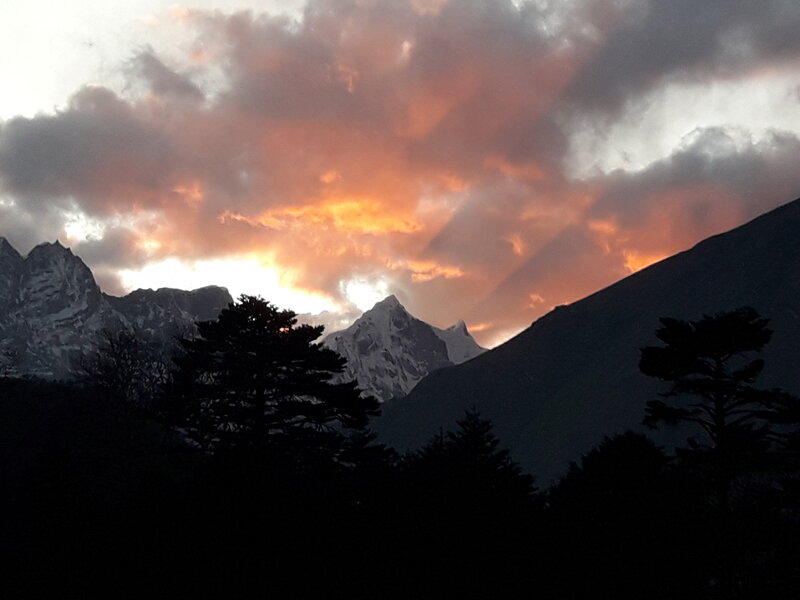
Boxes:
[0,238,232,378]
[323,295,485,401]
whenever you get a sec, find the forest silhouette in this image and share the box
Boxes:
[1,298,798,598]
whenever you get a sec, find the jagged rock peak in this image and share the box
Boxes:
[0,237,233,378]
[323,294,485,401]
[123,284,230,297]
[356,295,412,330]
[372,294,404,311]
[447,320,468,333]
[0,237,22,261]
[23,240,97,287]
[432,319,486,365]
[27,239,74,259]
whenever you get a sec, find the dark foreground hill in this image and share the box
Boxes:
[377,197,800,482]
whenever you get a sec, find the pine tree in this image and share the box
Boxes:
[639,306,798,507]
[164,295,379,466]
[400,410,537,595]
[640,307,800,597]
[404,409,537,526]
[445,408,537,504]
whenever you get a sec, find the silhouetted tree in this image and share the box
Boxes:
[546,433,708,598]
[400,410,538,596]
[164,295,380,468]
[445,408,537,504]
[640,307,800,597]
[640,307,798,507]
[79,328,170,409]
[406,410,536,516]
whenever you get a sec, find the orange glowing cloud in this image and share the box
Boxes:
[405,260,464,282]
[621,250,668,273]
[171,182,204,208]
[4,1,800,348]
[261,198,422,235]
[484,156,548,182]
[503,233,527,256]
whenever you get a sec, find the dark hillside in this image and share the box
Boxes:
[378,197,800,482]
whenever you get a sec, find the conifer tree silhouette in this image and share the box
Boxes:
[401,409,537,596]
[165,295,379,467]
[445,408,536,504]
[640,307,797,506]
[640,307,800,597]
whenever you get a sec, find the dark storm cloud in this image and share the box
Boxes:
[75,227,150,270]
[592,128,800,233]
[0,87,175,212]
[130,50,205,100]
[568,0,800,114]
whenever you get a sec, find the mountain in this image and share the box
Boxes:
[377,197,800,483]
[431,319,486,364]
[0,238,232,378]
[323,295,485,401]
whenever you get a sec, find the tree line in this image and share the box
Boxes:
[1,297,798,598]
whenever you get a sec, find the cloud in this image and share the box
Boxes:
[1,0,800,345]
[566,0,800,115]
[591,127,800,234]
[129,49,205,100]
[0,86,176,212]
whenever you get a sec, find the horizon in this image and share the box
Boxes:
[3,0,800,347]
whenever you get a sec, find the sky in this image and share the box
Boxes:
[2,0,800,347]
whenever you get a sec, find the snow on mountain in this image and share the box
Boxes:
[0,237,232,378]
[323,295,485,401]
[432,320,485,364]
[0,237,485,390]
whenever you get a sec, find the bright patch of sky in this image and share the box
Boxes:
[119,255,336,314]
[342,277,391,312]
[565,70,800,178]
[0,0,305,120]
[63,211,106,243]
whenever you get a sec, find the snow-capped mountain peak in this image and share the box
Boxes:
[448,320,467,332]
[353,294,408,328]
[323,296,485,401]
[433,320,485,364]
[373,294,402,309]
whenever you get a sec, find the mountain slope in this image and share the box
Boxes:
[323,295,485,401]
[0,238,232,378]
[377,197,800,482]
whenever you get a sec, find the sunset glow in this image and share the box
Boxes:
[120,256,336,315]
[3,0,800,346]
[622,251,669,274]
[343,278,391,312]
